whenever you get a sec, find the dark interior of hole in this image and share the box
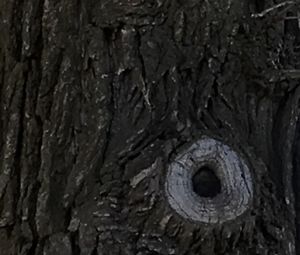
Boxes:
[192,166,221,198]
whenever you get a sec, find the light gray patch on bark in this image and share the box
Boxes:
[165,137,253,224]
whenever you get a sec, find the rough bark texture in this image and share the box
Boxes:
[0,0,300,254]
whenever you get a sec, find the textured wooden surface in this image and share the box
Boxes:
[165,137,253,224]
[0,0,300,254]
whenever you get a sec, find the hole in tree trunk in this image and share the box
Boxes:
[192,166,221,198]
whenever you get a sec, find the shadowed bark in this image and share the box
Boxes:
[0,0,300,254]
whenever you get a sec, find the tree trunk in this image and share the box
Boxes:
[0,0,300,254]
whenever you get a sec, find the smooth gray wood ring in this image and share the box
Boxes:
[165,137,253,224]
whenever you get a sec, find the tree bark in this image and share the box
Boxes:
[0,0,300,254]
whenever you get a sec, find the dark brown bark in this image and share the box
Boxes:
[0,0,300,254]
